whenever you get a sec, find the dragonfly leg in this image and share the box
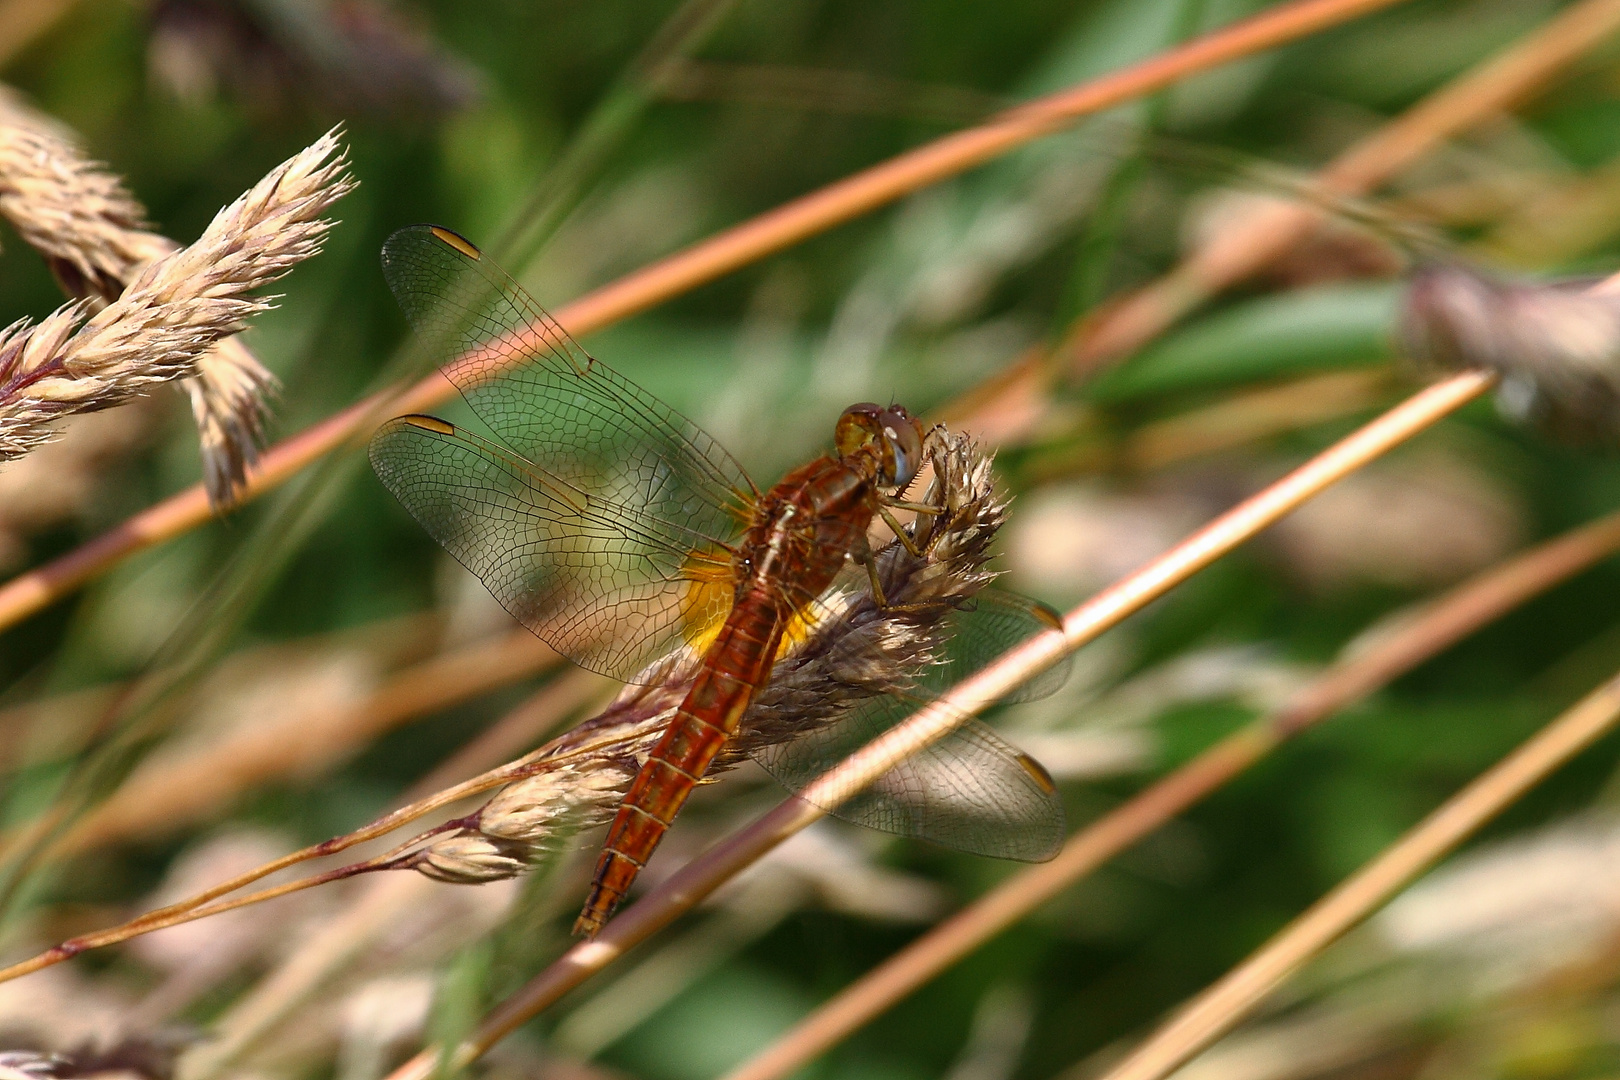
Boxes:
[854,539,889,607]
[880,490,955,554]
[877,504,925,559]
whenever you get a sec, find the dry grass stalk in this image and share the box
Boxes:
[410,667,615,796]
[948,4,1620,446]
[373,370,1495,1080]
[175,679,621,1080]
[0,609,441,773]
[1057,0,1620,381]
[1096,669,1620,1080]
[0,398,161,571]
[178,874,449,1080]
[1023,368,1402,483]
[0,660,589,987]
[0,752,531,985]
[719,508,1620,1080]
[1120,370,1400,471]
[0,0,1413,635]
[0,126,352,485]
[0,90,326,503]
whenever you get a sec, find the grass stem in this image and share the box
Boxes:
[1063,0,1620,378]
[1096,667,1620,1080]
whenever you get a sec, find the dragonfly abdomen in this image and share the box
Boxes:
[573,454,882,938]
[573,589,787,938]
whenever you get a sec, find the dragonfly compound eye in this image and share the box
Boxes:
[878,405,924,488]
[834,402,925,487]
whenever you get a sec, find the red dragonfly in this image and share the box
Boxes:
[370,225,1066,938]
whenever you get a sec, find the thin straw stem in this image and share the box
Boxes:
[1096,668,1620,1080]
[0,0,1412,636]
[12,826,444,969]
[377,368,1495,1080]
[0,728,555,984]
[718,508,1620,1080]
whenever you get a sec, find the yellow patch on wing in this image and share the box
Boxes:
[775,598,825,661]
[678,548,834,665]
[679,544,737,654]
[725,487,760,526]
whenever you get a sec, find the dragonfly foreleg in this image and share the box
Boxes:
[881,498,939,515]
[853,535,890,608]
[877,504,925,559]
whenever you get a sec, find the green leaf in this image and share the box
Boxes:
[1086,281,1400,404]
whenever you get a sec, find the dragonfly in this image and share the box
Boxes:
[369,225,1068,938]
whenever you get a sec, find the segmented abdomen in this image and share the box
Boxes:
[573,591,785,938]
[573,452,879,938]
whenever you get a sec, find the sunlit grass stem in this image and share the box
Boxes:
[1093,666,1620,1080]
[0,681,585,985]
[1061,0,1620,378]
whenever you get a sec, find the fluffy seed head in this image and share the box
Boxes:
[413,833,532,884]
[0,115,353,499]
[1401,262,1620,442]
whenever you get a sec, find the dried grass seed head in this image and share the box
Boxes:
[0,122,168,300]
[1400,262,1620,442]
[0,128,354,466]
[185,337,278,503]
[426,429,1011,882]
[0,97,352,501]
[413,833,533,885]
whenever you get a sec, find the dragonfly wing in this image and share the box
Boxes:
[380,224,758,566]
[371,414,737,682]
[749,584,1071,861]
[940,587,1073,705]
[754,702,1064,862]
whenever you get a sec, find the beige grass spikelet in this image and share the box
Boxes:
[0,88,351,502]
[0,125,354,479]
[415,833,533,884]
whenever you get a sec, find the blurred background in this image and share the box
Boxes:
[9,1,1620,1079]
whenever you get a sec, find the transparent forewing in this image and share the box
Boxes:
[752,591,1069,862]
[370,415,738,682]
[755,703,1064,862]
[380,224,758,544]
[942,588,1073,706]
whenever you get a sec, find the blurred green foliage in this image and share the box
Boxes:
[7,1,1620,1078]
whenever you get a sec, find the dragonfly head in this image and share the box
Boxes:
[835,403,925,488]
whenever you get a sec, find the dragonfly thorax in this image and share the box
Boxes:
[734,452,881,619]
